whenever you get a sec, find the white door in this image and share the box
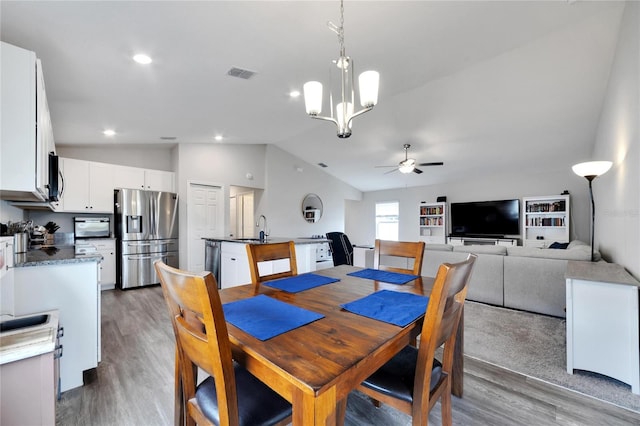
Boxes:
[188,183,223,272]
[240,192,254,238]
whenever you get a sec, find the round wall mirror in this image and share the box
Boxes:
[302,193,323,223]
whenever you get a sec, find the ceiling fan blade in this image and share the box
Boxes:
[384,168,399,175]
[413,168,423,174]
[418,162,444,166]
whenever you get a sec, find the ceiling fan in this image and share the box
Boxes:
[376,144,444,174]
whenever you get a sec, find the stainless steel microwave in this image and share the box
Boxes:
[74,217,110,239]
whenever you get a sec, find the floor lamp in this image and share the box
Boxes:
[571,161,613,262]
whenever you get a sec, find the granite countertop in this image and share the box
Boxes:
[14,247,102,268]
[203,237,329,245]
[566,261,640,287]
[0,310,59,365]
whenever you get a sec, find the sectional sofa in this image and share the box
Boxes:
[420,240,599,318]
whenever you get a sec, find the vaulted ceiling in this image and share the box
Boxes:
[0,1,625,191]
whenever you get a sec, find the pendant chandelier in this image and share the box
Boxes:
[303,0,379,138]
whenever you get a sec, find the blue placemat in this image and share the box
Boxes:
[347,268,420,285]
[264,273,340,293]
[223,294,324,341]
[341,290,430,327]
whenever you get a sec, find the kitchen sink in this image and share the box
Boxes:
[0,314,49,333]
[234,238,264,242]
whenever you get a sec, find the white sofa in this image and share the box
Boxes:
[421,241,598,318]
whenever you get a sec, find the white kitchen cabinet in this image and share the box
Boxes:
[0,42,53,202]
[113,165,175,192]
[61,158,114,213]
[84,239,116,290]
[220,242,251,288]
[13,261,100,392]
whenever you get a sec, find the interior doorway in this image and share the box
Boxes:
[187,182,224,272]
[230,188,254,238]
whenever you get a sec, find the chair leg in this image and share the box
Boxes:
[174,349,184,426]
[336,397,348,426]
[440,384,453,426]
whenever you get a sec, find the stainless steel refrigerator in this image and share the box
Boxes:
[114,188,179,289]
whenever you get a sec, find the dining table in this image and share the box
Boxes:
[217,264,465,426]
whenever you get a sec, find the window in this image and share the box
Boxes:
[375,201,399,241]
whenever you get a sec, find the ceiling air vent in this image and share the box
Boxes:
[160,136,177,141]
[317,163,328,168]
[227,67,257,80]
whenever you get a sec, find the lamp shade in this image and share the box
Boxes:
[572,161,612,178]
[303,81,323,115]
[359,70,379,107]
[336,102,354,130]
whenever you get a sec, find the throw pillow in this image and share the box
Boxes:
[549,242,569,249]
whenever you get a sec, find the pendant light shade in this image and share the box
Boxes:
[359,70,379,108]
[303,81,323,115]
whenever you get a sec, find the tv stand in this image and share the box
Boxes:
[448,236,518,247]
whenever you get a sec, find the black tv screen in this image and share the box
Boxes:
[450,199,520,237]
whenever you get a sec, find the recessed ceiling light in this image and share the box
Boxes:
[289,90,301,98]
[103,129,116,136]
[133,54,152,65]
[214,135,223,141]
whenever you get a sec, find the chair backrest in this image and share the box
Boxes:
[154,261,240,425]
[246,241,298,289]
[414,253,476,412]
[373,239,426,275]
[326,232,354,266]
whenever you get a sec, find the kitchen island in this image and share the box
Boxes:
[203,237,332,288]
[8,246,101,392]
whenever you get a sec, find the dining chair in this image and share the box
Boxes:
[326,232,354,266]
[246,241,298,290]
[374,239,426,275]
[154,261,292,426]
[353,253,477,426]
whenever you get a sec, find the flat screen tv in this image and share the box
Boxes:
[450,199,520,238]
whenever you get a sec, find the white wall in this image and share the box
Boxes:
[0,200,25,224]
[346,168,589,247]
[259,145,361,239]
[591,1,639,278]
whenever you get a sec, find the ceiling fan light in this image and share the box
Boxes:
[303,81,323,115]
[399,159,415,174]
[359,70,379,107]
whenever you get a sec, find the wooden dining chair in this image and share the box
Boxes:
[246,241,298,289]
[154,261,292,426]
[353,253,477,426]
[374,239,426,275]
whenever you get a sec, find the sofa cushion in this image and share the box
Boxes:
[453,245,507,256]
[567,240,589,249]
[424,243,453,252]
[507,245,594,261]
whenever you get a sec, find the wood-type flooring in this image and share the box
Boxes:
[55,286,640,425]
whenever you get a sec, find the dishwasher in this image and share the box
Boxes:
[204,240,221,288]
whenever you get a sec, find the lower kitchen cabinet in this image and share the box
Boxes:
[13,261,100,392]
[84,238,116,290]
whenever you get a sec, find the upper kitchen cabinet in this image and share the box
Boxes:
[0,42,55,202]
[61,158,114,213]
[113,165,175,192]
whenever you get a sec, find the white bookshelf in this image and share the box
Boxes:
[419,202,446,244]
[522,195,570,248]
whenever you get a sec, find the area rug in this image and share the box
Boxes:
[463,301,640,413]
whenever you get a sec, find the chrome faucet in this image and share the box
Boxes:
[256,215,267,241]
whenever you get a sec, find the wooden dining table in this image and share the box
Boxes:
[218,264,464,426]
